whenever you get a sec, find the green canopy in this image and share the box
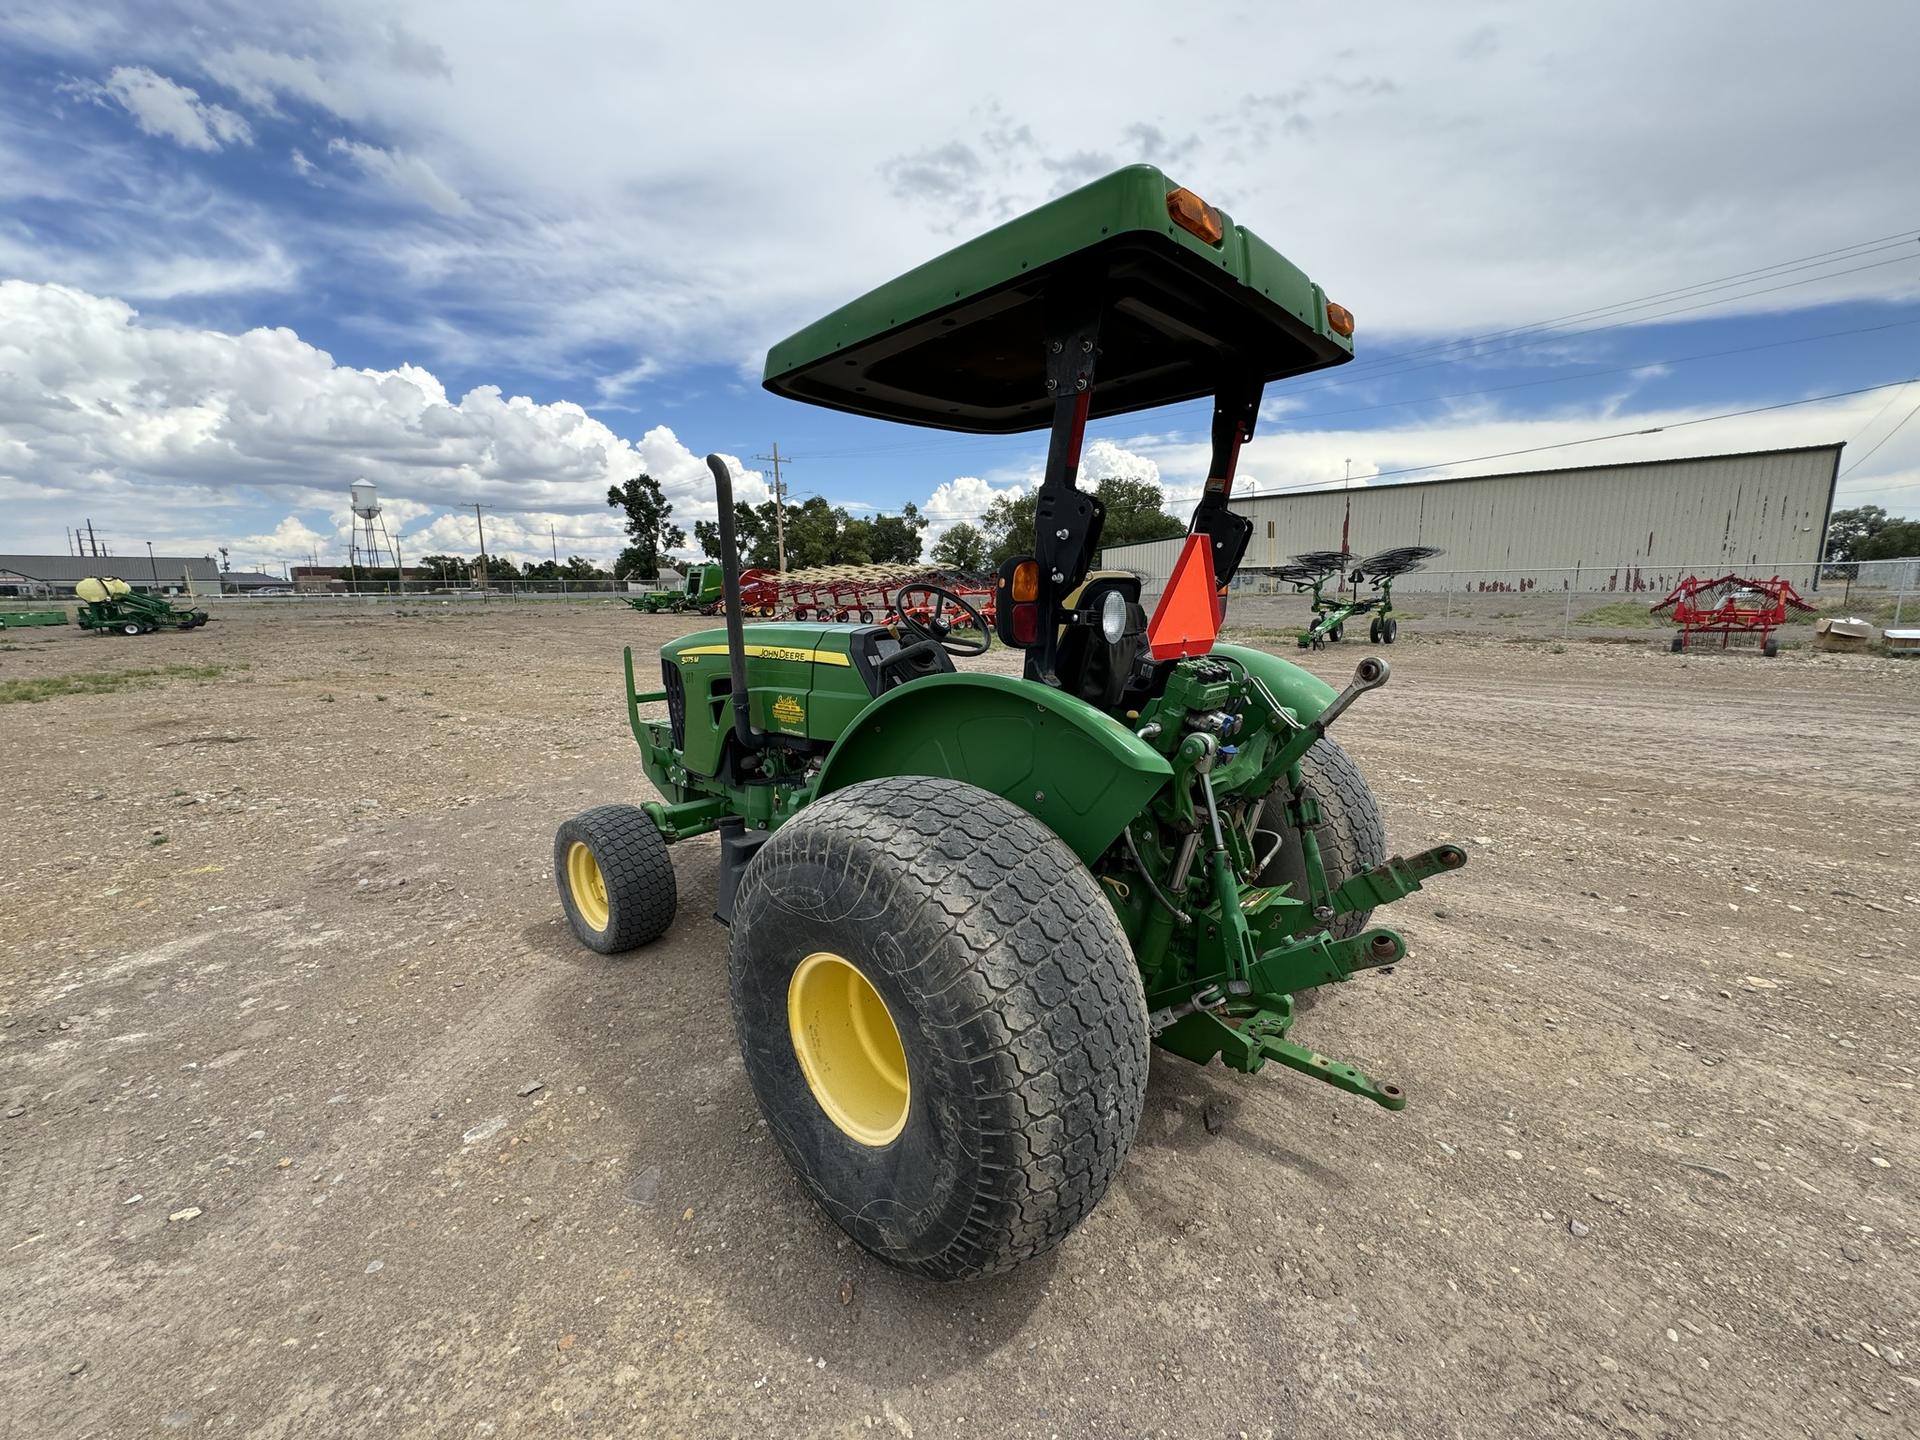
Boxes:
[762,165,1353,434]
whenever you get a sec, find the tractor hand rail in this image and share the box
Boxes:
[706,453,763,753]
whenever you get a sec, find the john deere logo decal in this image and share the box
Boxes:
[772,694,806,728]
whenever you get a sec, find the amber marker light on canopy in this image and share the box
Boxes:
[1010,559,1040,602]
[1165,187,1224,246]
[1326,302,1356,337]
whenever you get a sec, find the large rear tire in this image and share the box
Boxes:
[554,804,677,953]
[729,776,1149,1281]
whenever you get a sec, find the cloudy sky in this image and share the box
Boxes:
[3,1,1918,573]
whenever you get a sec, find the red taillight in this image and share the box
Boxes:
[1011,602,1040,645]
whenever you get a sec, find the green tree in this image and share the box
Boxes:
[418,554,469,584]
[868,503,927,564]
[606,473,687,579]
[981,477,1179,563]
[1857,519,1920,560]
[1825,506,1890,563]
[982,490,1038,564]
[931,521,989,572]
[561,555,608,580]
[612,547,657,582]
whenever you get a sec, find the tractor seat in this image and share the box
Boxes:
[850,626,955,696]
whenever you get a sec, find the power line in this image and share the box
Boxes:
[1837,386,1920,477]
[752,442,792,572]
[1282,249,1920,399]
[1319,230,1920,384]
[1284,315,1920,425]
[786,235,1920,466]
[1259,378,1915,495]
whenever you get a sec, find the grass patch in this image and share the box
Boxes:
[0,663,229,706]
[1577,601,1661,628]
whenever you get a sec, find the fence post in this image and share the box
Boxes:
[1563,581,1572,639]
[1897,565,1910,629]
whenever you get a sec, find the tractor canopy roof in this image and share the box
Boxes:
[762,165,1354,434]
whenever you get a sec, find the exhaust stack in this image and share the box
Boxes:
[705,453,762,754]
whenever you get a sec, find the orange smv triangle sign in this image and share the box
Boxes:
[1145,533,1220,661]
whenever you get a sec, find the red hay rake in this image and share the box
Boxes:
[1650,573,1812,657]
[738,564,996,626]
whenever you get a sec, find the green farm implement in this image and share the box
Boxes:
[625,564,727,616]
[1282,545,1441,648]
[554,166,1466,1280]
[72,577,208,635]
[0,608,66,629]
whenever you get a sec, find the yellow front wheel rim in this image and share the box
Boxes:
[788,952,910,1147]
[567,841,610,931]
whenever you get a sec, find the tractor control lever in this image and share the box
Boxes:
[1315,656,1390,732]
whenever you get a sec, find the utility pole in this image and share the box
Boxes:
[146,541,159,590]
[474,504,492,591]
[754,443,791,573]
[550,522,559,565]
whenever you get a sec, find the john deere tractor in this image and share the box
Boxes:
[554,167,1465,1281]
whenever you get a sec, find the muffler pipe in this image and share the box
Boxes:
[1316,656,1390,732]
[705,453,761,753]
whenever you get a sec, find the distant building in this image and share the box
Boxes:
[219,570,291,592]
[290,565,430,593]
[1102,444,1843,596]
[0,554,222,597]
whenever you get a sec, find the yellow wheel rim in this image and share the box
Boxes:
[567,841,610,931]
[787,952,910,1147]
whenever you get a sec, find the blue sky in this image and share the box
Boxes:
[2,2,1918,572]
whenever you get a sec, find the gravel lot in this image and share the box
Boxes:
[2,600,1914,1438]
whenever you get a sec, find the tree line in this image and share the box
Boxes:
[453,469,1194,586]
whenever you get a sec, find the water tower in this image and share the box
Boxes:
[347,479,401,584]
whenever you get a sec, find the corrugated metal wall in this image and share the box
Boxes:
[1102,445,1842,593]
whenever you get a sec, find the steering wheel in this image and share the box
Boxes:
[891,583,991,657]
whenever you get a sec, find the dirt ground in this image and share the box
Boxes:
[1,600,1914,1439]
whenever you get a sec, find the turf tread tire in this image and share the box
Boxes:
[729,776,1149,1282]
[554,804,676,953]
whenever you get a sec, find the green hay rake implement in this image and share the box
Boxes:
[1283,545,1442,648]
[553,166,1466,1280]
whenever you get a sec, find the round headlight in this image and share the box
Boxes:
[1100,589,1127,644]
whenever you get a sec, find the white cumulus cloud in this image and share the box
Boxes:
[0,279,764,562]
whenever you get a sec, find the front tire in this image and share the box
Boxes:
[730,776,1149,1281]
[554,805,677,953]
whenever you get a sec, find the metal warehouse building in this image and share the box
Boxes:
[1103,443,1842,594]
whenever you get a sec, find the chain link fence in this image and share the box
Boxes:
[1190,556,1918,647]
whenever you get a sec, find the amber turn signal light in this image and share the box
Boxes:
[1010,559,1040,603]
[1166,187,1224,247]
[1327,301,1355,338]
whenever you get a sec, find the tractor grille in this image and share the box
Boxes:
[661,657,686,749]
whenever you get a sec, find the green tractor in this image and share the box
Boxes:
[554,167,1466,1281]
[626,563,726,616]
[72,577,209,634]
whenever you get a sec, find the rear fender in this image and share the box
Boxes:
[814,673,1171,864]
[1213,642,1336,724]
